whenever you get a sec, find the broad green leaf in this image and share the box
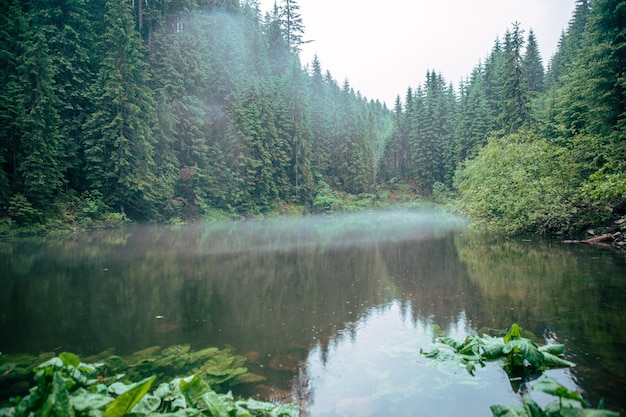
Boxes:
[504,324,523,343]
[503,339,543,368]
[35,357,64,371]
[532,376,584,404]
[59,352,80,368]
[440,336,464,351]
[541,352,575,368]
[39,371,75,417]
[236,398,276,413]
[538,344,566,356]
[522,396,544,417]
[230,372,266,385]
[188,347,219,363]
[197,391,229,417]
[482,339,505,359]
[270,403,300,417]
[180,375,212,408]
[490,404,529,417]
[131,393,161,413]
[70,391,113,412]
[103,375,156,417]
[162,344,191,356]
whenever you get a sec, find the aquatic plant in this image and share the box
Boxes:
[421,323,619,416]
[421,323,575,377]
[0,351,298,417]
[491,376,619,417]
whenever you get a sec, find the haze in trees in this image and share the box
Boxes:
[0,0,623,235]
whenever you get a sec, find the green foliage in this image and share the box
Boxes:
[0,351,297,417]
[103,376,156,417]
[2,0,624,235]
[421,323,575,378]
[8,194,42,226]
[311,182,344,213]
[458,132,581,234]
[490,376,619,417]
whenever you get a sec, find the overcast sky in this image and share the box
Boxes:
[258,0,576,106]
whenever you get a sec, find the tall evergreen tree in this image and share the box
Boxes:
[15,13,65,210]
[0,0,23,207]
[83,0,160,220]
[278,0,307,53]
[455,66,493,161]
[523,29,545,96]
[498,23,529,133]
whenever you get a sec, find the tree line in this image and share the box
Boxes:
[0,0,623,234]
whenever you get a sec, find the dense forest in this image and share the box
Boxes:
[0,0,624,234]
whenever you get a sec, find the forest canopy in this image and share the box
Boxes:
[0,0,624,235]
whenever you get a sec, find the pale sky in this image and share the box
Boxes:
[258,0,576,106]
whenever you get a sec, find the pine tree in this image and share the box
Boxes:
[83,0,160,220]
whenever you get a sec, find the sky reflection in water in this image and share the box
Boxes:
[301,302,574,417]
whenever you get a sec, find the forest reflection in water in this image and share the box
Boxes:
[0,210,624,416]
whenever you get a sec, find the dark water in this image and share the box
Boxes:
[1,210,624,416]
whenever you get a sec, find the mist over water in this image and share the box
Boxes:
[1,209,624,416]
[179,209,469,255]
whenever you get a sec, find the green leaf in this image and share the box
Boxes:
[532,376,584,404]
[180,375,212,408]
[538,344,566,356]
[270,403,300,417]
[482,336,506,359]
[503,339,544,368]
[197,391,229,417]
[490,404,530,417]
[504,323,523,343]
[541,352,575,368]
[70,391,114,412]
[103,375,156,417]
[558,408,620,417]
[522,396,544,417]
[59,352,80,368]
[39,371,75,417]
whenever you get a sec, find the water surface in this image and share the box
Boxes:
[1,210,624,416]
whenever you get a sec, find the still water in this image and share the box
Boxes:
[1,209,624,416]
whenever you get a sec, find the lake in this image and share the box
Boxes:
[1,209,624,416]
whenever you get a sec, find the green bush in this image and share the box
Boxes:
[457,132,581,234]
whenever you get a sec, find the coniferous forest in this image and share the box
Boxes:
[0,0,624,235]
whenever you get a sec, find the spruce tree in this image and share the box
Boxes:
[498,23,529,133]
[278,0,307,53]
[83,0,160,220]
[523,29,545,97]
[15,14,64,211]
